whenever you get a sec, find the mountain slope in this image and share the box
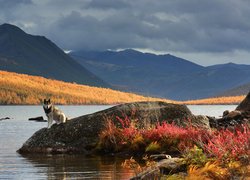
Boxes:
[0,70,243,105]
[216,82,250,97]
[70,49,206,100]
[0,23,109,87]
[70,50,250,100]
[0,70,174,104]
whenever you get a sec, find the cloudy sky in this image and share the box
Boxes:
[1,0,250,66]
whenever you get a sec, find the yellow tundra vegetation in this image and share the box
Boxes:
[0,70,246,105]
[183,96,245,105]
[0,70,176,105]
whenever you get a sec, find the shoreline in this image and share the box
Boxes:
[0,101,243,106]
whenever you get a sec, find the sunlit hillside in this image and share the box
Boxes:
[0,70,176,105]
[0,70,246,105]
[183,95,245,105]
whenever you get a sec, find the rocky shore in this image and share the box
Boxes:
[17,101,210,154]
[17,93,250,179]
[18,92,250,154]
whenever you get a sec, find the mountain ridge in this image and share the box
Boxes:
[70,49,250,100]
[1,23,249,100]
[0,23,109,88]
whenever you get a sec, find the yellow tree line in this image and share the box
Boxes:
[0,70,176,105]
[183,96,245,105]
[0,70,246,105]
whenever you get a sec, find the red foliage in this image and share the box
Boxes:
[100,116,250,161]
[116,115,131,128]
[143,122,187,141]
[204,125,250,161]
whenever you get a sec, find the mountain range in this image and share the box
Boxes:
[0,23,109,88]
[70,50,250,100]
[0,23,249,101]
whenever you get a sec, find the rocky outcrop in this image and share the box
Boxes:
[17,101,210,154]
[236,91,250,112]
[210,92,250,129]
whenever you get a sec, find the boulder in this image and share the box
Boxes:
[29,116,47,122]
[131,157,186,180]
[158,158,186,174]
[0,117,10,121]
[236,91,250,112]
[17,101,209,154]
[210,92,250,129]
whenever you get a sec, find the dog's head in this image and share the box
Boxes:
[43,99,52,110]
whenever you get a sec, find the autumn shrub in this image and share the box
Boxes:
[130,134,146,152]
[98,117,212,154]
[227,161,250,178]
[204,124,250,162]
[186,161,230,180]
[145,141,161,153]
[143,122,187,142]
[183,146,208,167]
[142,121,211,154]
[99,116,249,168]
[98,119,123,152]
[113,116,250,179]
[121,156,158,178]
[121,157,143,176]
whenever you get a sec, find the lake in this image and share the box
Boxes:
[0,105,237,179]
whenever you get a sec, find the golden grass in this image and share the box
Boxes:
[0,70,176,105]
[187,161,230,180]
[183,96,245,105]
[0,70,246,105]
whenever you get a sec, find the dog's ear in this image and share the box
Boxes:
[44,99,46,104]
[48,99,51,103]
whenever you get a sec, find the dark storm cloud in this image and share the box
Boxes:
[44,0,250,53]
[1,0,250,64]
[0,0,32,9]
[48,10,146,50]
[86,0,130,10]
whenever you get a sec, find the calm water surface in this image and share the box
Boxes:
[0,105,237,179]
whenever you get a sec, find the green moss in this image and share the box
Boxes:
[145,141,161,153]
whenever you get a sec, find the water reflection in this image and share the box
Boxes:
[20,154,134,179]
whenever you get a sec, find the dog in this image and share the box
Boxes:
[43,99,67,128]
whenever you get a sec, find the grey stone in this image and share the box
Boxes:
[17,101,209,154]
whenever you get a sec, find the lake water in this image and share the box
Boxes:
[0,105,237,179]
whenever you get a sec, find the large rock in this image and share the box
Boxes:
[17,101,209,154]
[0,117,10,121]
[131,157,186,180]
[210,92,250,129]
[236,91,250,112]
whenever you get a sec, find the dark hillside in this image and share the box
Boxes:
[0,23,109,87]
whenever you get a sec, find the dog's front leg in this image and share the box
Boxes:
[47,116,53,128]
